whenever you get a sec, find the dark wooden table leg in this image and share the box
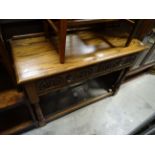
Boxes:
[112,68,129,95]
[25,100,38,127]
[24,82,46,126]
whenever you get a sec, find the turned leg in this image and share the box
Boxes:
[112,68,129,95]
[24,82,46,126]
[25,100,38,127]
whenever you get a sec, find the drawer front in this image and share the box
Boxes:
[36,54,137,95]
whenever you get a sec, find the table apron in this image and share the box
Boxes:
[35,54,138,96]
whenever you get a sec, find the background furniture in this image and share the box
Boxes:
[126,20,155,77]
[0,20,40,134]
[0,61,37,134]
[44,19,141,63]
[0,89,37,134]
[129,113,155,135]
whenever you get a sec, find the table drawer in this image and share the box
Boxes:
[36,54,137,95]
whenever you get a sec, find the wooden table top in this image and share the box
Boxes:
[10,31,147,84]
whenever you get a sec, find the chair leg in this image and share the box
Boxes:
[59,20,67,64]
[125,20,142,47]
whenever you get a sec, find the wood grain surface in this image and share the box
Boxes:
[10,31,147,84]
[0,89,24,109]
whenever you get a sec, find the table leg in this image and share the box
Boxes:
[112,68,129,95]
[24,82,46,126]
[25,100,38,127]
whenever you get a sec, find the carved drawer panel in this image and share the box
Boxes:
[36,54,137,95]
[36,66,97,95]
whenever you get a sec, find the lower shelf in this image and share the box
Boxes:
[39,72,119,122]
[46,91,112,123]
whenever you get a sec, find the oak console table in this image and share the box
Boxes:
[10,31,147,126]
